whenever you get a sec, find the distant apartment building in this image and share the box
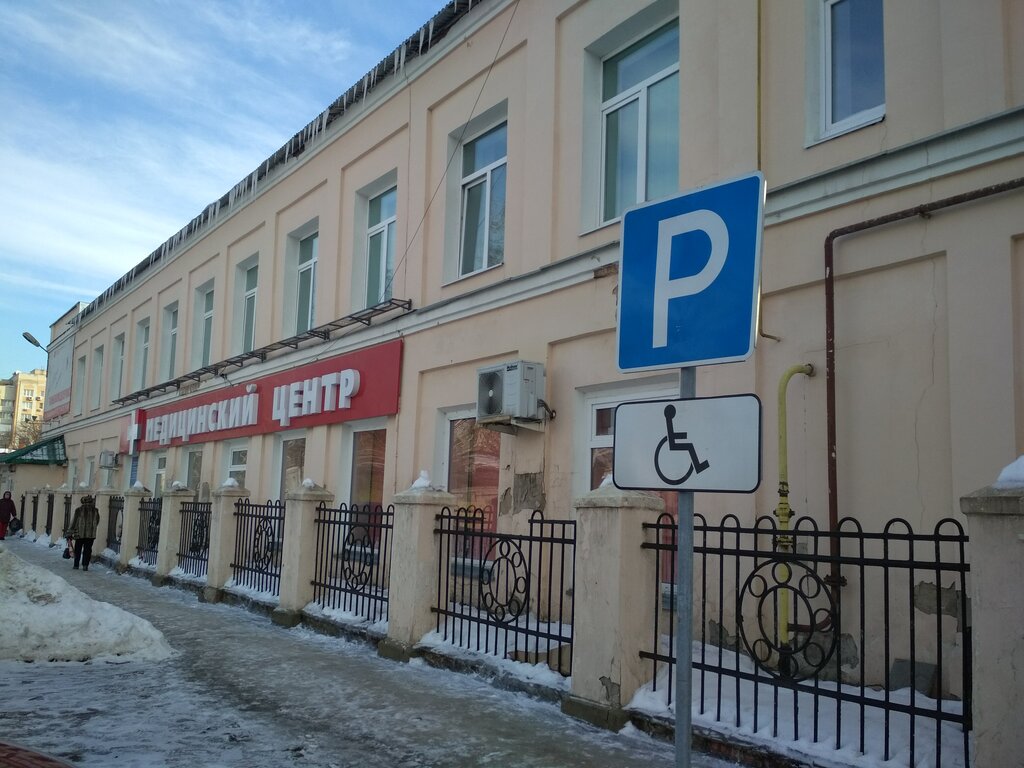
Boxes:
[0,369,46,451]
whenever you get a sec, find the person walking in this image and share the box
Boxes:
[67,495,101,570]
[0,491,15,540]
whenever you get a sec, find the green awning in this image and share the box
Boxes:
[0,434,66,465]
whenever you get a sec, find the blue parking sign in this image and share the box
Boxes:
[617,172,765,371]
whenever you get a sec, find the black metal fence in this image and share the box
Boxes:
[231,499,285,595]
[62,494,72,537]
[106,495,124,553]
[136,497,163,567]
[31,493,38,532]
[311,502,393,623]
[433,508,575,676]
[44,493,54,536]
[177,501,212,578]
[641,513,970,768]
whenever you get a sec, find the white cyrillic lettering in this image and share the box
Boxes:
[272,385,290,427]
[242,393,258,425]
[288,382,303,420]
[320,373,339,411]
[338,369,360,409]
[302,377,321,416]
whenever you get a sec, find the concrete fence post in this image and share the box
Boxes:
[562,483,664,730]
[379,484,455,662]
[29,490,41,537]
[274,485,336,627]
[93,487,116,553]
[204,485,250,603]
[960,484,1024,767]
[119,488,148,570]
[154,488,195,585]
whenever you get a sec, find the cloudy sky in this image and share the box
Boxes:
[0,0,445,376]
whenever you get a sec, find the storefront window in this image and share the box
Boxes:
[447,417,500,529]
[186,450,202,491]
[351,429,386,506]
[227,445,247,489]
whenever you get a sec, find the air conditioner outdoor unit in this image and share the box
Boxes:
[98,450,119,469]
[476,361,546,422]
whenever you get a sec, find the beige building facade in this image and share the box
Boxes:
[12,0,1024,760]
[0,368,46,452]
[27,0,1022,530]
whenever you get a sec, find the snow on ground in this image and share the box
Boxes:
[4,537,737,768]
[628,643,967,768]
[0,545,172,662]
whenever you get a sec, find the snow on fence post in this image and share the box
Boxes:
[961,481,1024,767]
[563,482,664,731]
[203,484,249,603]
[119,487,148,572]
[153,487,194,586]
[274,482,335,627]
[379,476,455,663]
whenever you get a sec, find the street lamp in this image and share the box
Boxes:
[21,331,43,349]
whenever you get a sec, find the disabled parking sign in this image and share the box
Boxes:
[618,172,765,371]
[613,395,761,493]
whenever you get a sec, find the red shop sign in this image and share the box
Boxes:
[138,339,402,451]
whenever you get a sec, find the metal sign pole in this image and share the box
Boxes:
[675,366,694,768]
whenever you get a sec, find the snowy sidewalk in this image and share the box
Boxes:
[2,538,736,768]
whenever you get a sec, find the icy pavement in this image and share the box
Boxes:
[1,539,738,768]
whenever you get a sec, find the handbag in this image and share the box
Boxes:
[63,538,73,559]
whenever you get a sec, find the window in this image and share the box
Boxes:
[89,345,104,410]
[242,264,258,353]
[279,436,305,497]
[819,0,885,137]
[135,319,150,390]
[111,334,125,400]
[73,355,86,415]
[444,414,500,528]
[24,389,34,398]
[600,21,679,222]
[366,188,397,305]
[194,286,215,368]
[459,124,507,278]
[350,428,386,506]
[152,453,167,497]
[162,303,178,379]
[85,456,95,487]
[225,442,248,488]
[185,449,203,491]
[67,459,78,490]
[297,234,318,334]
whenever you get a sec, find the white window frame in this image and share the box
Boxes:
[223,439,249,489]
[162,303,178,380]
[152,452,167,497]
[574,375,678,498]
[242,264,258,353]
[184,447,203,491]
[366,187,397,306]
[458,123,507,279]
[89,345,104,410]
[579,0,678,232]
[435,405,476,493]
[135,319,150,390]
[443,101,508,284]
[191,281,215,369]
[297,233,318,334]
[807,0,886,144]
[598,22,679,225]
[111,333,125,400]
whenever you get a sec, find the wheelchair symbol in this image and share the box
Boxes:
[654,404,711,486]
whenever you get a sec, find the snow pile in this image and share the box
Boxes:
[0,547,173,662]
[994,455,1024,488]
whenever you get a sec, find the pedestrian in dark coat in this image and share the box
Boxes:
[67,495,101,570]
[0,491,15,540]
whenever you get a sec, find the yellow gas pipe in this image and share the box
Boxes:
[775,363,814,647]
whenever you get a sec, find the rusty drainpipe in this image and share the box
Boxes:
[824,176,1024,588]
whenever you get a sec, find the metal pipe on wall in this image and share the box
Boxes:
[823,176,1024,586]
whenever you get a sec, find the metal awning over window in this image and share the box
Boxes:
[0,434,66,465]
